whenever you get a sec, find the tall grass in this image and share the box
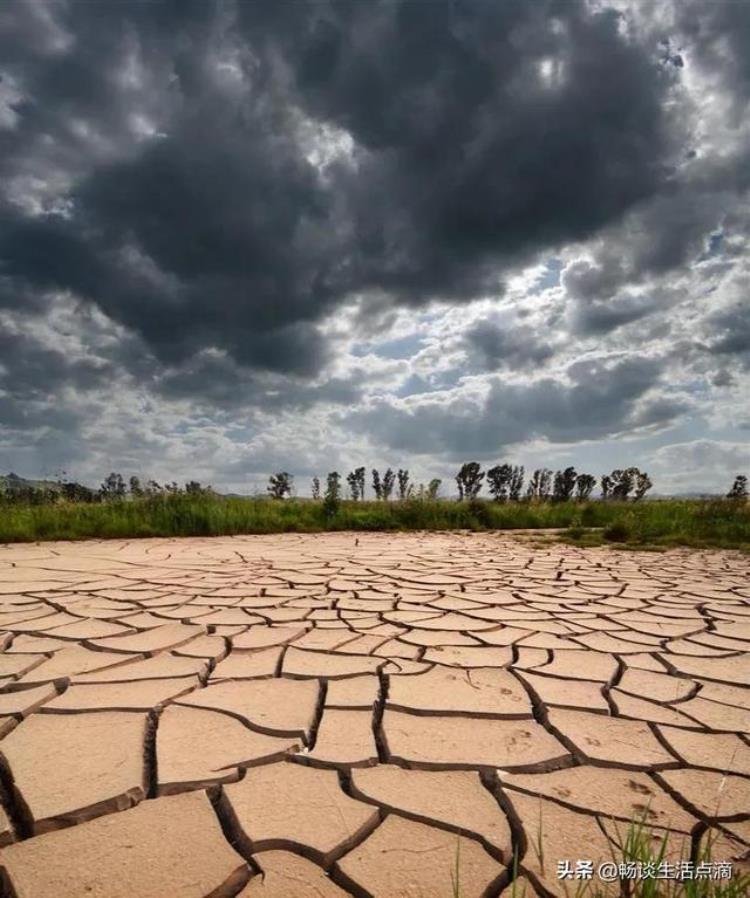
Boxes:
[0,494,747,548]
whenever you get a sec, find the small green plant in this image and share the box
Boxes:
[593,814,750,898]
[566,511,586,540]
[527,808,750,898]
[450,835,461,898]
[509,846,527,898]
[508,799,750,898]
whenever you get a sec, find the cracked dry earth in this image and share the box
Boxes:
[0,534,747,898]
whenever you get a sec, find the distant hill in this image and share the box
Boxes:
[0,472,62,493]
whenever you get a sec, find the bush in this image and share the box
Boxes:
[603,522,630,543]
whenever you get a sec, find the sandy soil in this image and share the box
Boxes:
[0,532,747,897]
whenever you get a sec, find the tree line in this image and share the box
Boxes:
[0,474,213,505]
[267,468,750,506]
[265,463,658,505]
[1,469,747,507]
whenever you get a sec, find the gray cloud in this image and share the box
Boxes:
[0,0,682,379]
[0,0,747,491]
[676,1,750,106]
[345,356,686,458]
[705,302,750,369]
[462,318,555,371]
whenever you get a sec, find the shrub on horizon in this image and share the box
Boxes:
[100,472,126,500]
[728,474,748,499]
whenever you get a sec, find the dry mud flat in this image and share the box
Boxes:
[0,533,747,897]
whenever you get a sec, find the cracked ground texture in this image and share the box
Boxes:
[0,533,747,898]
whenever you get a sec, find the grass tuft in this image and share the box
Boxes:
[513,809,750,898]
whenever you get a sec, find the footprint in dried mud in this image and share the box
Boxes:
[632,803,659,821]
[628,779,654,796]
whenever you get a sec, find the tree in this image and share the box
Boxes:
[397,469,410,500]
[509,466,525,501]
[145,480,163,497]
[608,469,634,500]
[323,472,341,517]
[602,467,651,501]
[381,468,396,500]
[553,467,578,502]
[372,469,382,500]
[427,478,442,499]
[61,481,96,502]
[526,468,552,500]
[728,474,748,499]
[632,469,653,501]
[346,467,366,500]
[455,462,484,500]
[100,472,125,500]
[267,472,293,500]
[355,466,366,500]
[311,476,321,500]
[575,474,597,501]
[129,476,144,498]
[185,481,206,495]
[487,464,512,501]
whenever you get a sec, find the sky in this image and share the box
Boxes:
[0,0,748,496]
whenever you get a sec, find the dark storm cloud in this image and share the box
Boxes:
[462,318,555,371]
[0,0,684,394]
[676,1,750,105]
[267,0,680,302]
[565,281,678,337]
[0,326,101,439]
[570,298,659,336]
[0,328,110,400]
[154,352,364,410]
[559,184,733,318]
[561,259,665,335]
[562,260,629,302]
[706,303,750,370]
[345,355,686,458]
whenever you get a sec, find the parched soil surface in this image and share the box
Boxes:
[0,532,748,898]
